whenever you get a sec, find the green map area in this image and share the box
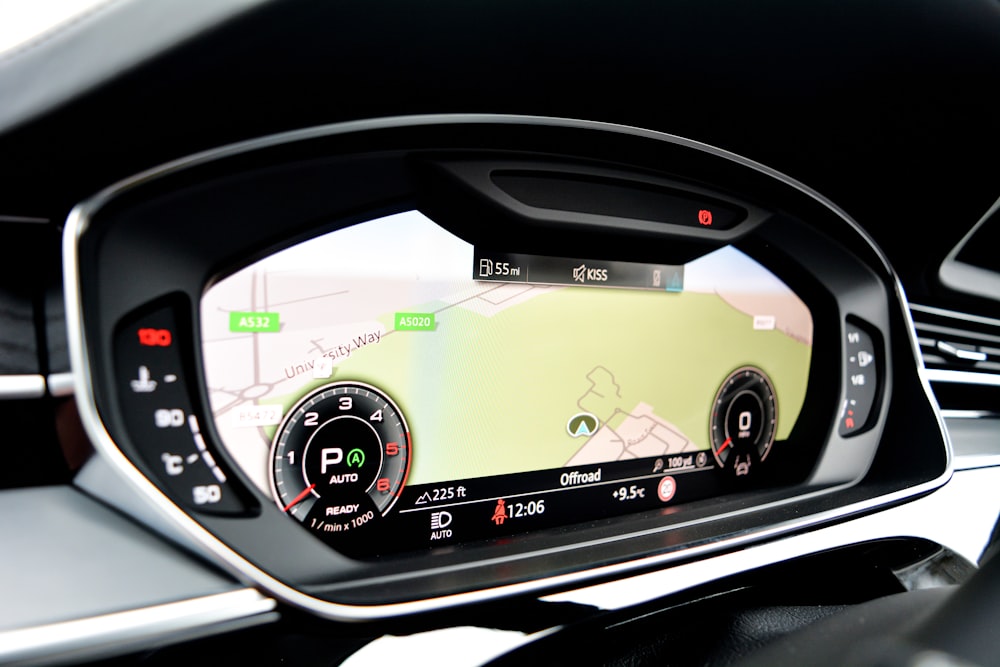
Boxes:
[268,286,811,486]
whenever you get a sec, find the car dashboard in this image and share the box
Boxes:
[3,3,1000,666]
[56,114,946,616]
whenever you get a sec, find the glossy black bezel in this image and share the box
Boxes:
[67,116,947,619]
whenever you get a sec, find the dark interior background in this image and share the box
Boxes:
[2,0,999,313]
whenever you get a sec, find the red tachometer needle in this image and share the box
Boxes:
[282,483,316,512]
[715,437,733,456]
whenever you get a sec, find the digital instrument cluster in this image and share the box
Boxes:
[200,210,815,556]
[69,115,928,617]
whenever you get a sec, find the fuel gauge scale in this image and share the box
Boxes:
[710,367,777,478]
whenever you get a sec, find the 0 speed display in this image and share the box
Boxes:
[269,382,411,540]
[710,367,778,477]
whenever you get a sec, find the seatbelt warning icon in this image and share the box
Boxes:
[492,499,508,525]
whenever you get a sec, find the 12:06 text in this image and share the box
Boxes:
[508,499,546,518]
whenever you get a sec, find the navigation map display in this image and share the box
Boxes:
[201,210,813,554]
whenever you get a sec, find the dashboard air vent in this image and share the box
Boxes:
[911,304,1000,415]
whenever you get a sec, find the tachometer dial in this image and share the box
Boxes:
[710,367,777,478]
[270,382,411,539]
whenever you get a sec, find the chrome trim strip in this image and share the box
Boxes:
[341,626,563,667]
[47,371,76,397]
[0,374,46,399]
[910,303,1000,330]
[954,454,1000,471]
[0,589,278,665]
[917,321,1000,347]
[940,409,999,419]
[64,114,953,621]
[925,368,1000,386]
[936,340,988,362]
[0,214,49,224]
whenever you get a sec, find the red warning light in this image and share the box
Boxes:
[492,499,508,525]
[698,209,713,226]
[138,328,172,347]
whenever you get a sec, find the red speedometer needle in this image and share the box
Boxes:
[715,437,733,456]
[283,483,316,513]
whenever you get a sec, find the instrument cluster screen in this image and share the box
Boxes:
[200,210,813,556]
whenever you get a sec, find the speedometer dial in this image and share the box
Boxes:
[710,367,777,478]
[270,382,411,541]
